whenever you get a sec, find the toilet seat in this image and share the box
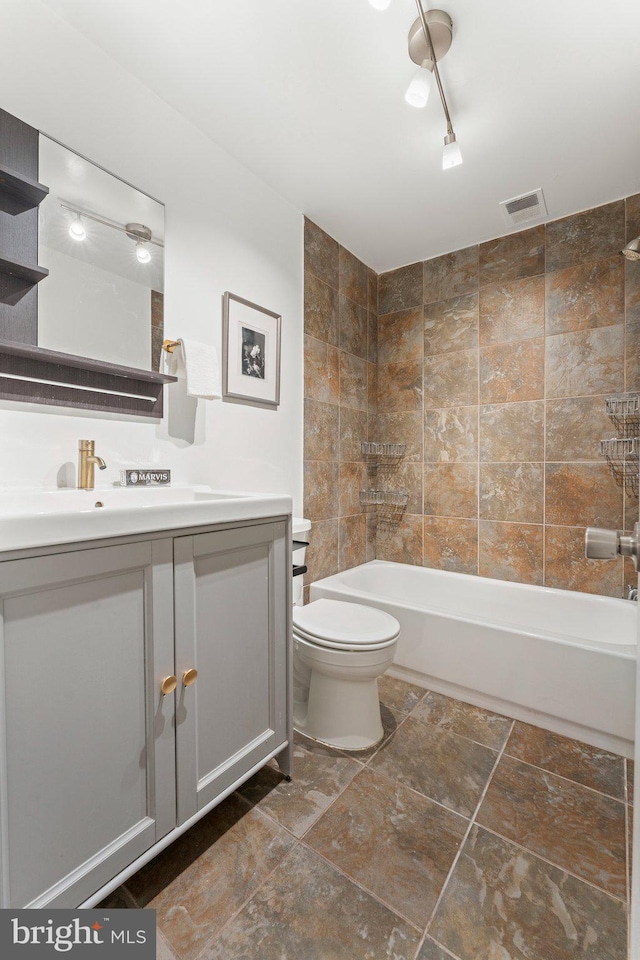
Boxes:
[293,599,399,651]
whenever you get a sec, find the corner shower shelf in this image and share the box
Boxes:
[360,440,407,471]
[605,394,640,436]
[360,490,409,507]
[601,394,640,497]
[360,490,409,524]
[361,442,406,464]
[600,438,639,496]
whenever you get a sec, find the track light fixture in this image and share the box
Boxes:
[370,1,463,170]
[68,214,86,242]
[135,242,152,264]
[442,129,463,169]
[126,223,153,264]
[61,205,163,263]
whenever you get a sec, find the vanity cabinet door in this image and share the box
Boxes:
[0,539,176,908]
[174,520,288,823]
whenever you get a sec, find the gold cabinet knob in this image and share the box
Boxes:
[183,668,198,687]
[161,675,178,696]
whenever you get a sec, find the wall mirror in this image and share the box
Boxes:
[0,106,174,417]
[38,135,164,372]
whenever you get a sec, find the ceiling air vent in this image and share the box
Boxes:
[499,188,547,227]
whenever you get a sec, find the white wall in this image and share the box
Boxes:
[0,0,303,510]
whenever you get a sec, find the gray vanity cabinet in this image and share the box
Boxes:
[173,520,288,822]
[0,515,290,909]
[0,539,177,909]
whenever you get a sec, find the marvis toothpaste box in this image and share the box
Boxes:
[120,469,171,486]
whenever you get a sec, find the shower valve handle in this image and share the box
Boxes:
[585,524,640,569]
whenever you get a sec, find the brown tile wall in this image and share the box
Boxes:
[374,196,640,597]
[303,219,378,593]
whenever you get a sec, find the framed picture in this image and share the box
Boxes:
[222,292,281,408]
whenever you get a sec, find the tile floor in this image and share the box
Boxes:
[103,676,634,960]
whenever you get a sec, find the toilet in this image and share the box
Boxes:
[292,519,400,751]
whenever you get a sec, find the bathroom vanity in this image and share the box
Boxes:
[0,489,292,908]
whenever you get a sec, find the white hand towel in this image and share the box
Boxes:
[164,338,221,400]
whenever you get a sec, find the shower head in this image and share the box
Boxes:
[621,236,640,261]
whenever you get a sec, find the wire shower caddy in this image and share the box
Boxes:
[360,442,408,520]
[601,395,640,496]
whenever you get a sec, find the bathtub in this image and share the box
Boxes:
[310,560,637,757]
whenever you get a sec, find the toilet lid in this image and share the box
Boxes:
[293,599,400,646]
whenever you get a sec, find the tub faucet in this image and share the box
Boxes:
[627,585,638,602]
[78,440,107,490]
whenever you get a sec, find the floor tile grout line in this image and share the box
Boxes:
[281,715,629,887]
[256,713,630,914]
[399,688,627,803]
[157,931,180,960]
[390,706,508,758]
[499,748,628,804]
[296,763,367,838]
[360,752,472,825]
[415,936,464,960]
[360,705,413,769]
[189,842,305,960]
[123,804,307,960]
[476,820,629,906]
[257,692,630,940]
[415,720,515,957]
[236,746,361,844]
[134,674,631,957]
[405,705,514,754]
[237,799,305,844]
[296,835,423,936]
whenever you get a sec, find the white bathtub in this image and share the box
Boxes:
[310,560,637,757]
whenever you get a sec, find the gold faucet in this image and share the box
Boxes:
[78,440,107,490]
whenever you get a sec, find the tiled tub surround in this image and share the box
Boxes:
[303,219,378,592]
[375,195,640,597]
[103,676,633,960]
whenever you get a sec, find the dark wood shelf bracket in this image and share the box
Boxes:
[0,162,49,212]
[0,256,49,285]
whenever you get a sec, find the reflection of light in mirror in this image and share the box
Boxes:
[135,241,151,264]
[68,215,86,242]
[38,133,165,371]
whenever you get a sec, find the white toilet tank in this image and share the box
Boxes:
[292,517,311,606]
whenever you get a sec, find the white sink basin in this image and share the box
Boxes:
[0,486,292,553]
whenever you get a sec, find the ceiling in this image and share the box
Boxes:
[44,0,640,273]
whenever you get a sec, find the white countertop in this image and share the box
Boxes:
[0,485,292,553]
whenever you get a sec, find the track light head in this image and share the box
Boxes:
[68,215,86,242]
[442,132,463,169]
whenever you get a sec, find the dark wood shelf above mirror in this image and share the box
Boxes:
[0,339,178,418]
[0,255,49,285]
[0,162,49,211]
